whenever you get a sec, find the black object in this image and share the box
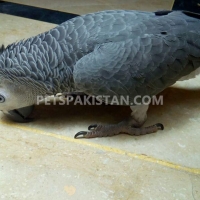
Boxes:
[0,1,78,24]
[0,1,200,24]
[173,0,200,13]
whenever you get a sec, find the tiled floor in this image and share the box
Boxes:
[0,1,200,200]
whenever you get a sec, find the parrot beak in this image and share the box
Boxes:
[3,105,35,123]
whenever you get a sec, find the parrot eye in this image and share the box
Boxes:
[0,95,5,103]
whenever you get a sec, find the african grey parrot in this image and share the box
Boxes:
[0,10,200,138]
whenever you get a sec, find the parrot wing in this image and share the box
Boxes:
[73,31,200,105]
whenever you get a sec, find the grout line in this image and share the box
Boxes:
[1,120,200,175]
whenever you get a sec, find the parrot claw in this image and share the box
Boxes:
[88,124,98,130]
[74,131,88,139]
[156,123,164,130]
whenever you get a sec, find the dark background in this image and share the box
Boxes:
[173,0,200,13]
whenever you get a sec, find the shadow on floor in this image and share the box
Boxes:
[2,86,199,134]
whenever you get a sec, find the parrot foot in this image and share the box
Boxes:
[74,122,164,139]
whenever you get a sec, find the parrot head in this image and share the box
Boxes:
[0,44,50,122]
[0,79,35,122]
[0,78,35,122]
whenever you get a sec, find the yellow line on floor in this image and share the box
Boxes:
[1,120,200,175]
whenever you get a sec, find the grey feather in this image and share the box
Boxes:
[0,10,199,105]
